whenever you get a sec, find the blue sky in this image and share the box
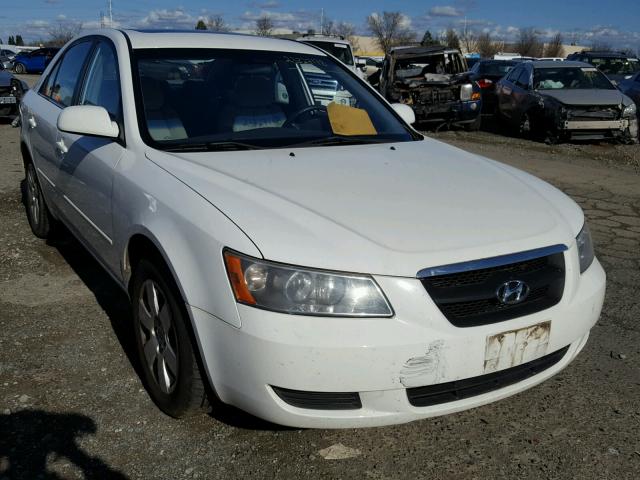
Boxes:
[2,0,639,50]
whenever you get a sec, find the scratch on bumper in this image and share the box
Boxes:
[399,340,446,388]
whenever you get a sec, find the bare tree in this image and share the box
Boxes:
[334,22,359,51]
[589,40,612,51]
[460,27,477,54]
[46,21,82,47]
[444,28,461,50]
[367,11,415,54]
[515,27,544,57]
[544,33,565,58]
[477,32,500,58]
[254,15,274,37]
[207,14,229,33]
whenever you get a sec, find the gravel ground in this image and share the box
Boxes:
[1,78,639,479]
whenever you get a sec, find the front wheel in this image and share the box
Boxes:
[131,259,209,418]
[14,63,25,74]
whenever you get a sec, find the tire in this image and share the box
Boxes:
[24,162,54,239]
[14,63,25,74]
[464,115,481,132]
[131,259,209,418]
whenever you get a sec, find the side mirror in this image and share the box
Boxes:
[57,105,119,139]
[391,103,416,125]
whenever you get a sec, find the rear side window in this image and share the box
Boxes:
[79,41,121,119]
[516,69,530,88]
[506,67,521,82]
[40,61,62,99]
[46,41,93,107]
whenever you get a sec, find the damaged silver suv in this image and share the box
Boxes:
[496,60,638,144]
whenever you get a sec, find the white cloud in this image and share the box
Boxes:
[137,8,196,29]
[429,6,462,17]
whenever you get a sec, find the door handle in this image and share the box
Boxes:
[55,138,68,154]
[28,116,37,129]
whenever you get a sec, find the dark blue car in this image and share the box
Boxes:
[12,48,59,74]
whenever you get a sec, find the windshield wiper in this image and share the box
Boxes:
[164,141,263,152]
[290,136,392,148]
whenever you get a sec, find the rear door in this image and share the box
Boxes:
[497,66,521,119]
[511,65,533,121]
[25,40,94,201]
[55,39,125,264]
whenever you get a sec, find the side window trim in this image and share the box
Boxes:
[76,37,125,146]
[37,39,96,109]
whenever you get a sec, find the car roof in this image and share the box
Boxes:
[574,51,633,58]
[532,60,595,69]
[119,29,324,55]
[388,45,459,57]
[296,35,350,45]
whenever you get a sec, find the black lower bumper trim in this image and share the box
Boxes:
[407,346,569,407]
[272,386,362,410]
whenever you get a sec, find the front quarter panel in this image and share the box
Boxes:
[112,150,261,329]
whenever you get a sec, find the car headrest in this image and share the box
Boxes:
[234,76,275,108]
[141,77,166,111]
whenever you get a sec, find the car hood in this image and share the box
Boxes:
[146,139,583,277]
[540,89,624,106]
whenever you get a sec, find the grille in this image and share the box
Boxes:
[567,106,619,121]
[420,247,566,327]
[272,386,362,410]
[407,346,569,407]
[0,86,11,96]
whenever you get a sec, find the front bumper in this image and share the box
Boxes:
[412,99,481,124]
[190,250,605,428]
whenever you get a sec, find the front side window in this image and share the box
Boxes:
[47,41,94,106]
[79,41,121,118]
[133,49,417,150]
[533,67,616,90]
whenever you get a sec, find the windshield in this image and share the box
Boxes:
[589,57,640,75]
[303,41,354,66]
[479,61,516,76]
[533,67,615,90]
[394,53,467,78]
[133,49,415,151]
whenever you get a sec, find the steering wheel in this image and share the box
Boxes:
[283,105,327,129]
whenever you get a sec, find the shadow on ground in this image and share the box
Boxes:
[39,218,290,432]
[0,409,128,479]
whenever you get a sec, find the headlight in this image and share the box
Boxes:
[460,83,473,101]
[223,250,393,317]
[622,103,637,117]
[576,223,595,274]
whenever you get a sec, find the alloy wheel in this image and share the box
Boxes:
[138,279,180,394]
[26,167,40,226]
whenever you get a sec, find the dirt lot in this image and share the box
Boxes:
[1,77,639,479]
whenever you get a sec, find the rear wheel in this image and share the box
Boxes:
[463,115,482,132]
[24,162,54,238]
[131,259,209,418]
[14,63,25,74]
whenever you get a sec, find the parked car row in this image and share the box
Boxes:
[365,43,639,144]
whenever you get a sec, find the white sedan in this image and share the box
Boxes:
[19,29,605,428]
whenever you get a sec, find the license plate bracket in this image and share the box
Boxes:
[484,321,551,373]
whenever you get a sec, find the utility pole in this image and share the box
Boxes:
[108,0,113,27]
[320,8,324,35]
[100,11,105,28]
